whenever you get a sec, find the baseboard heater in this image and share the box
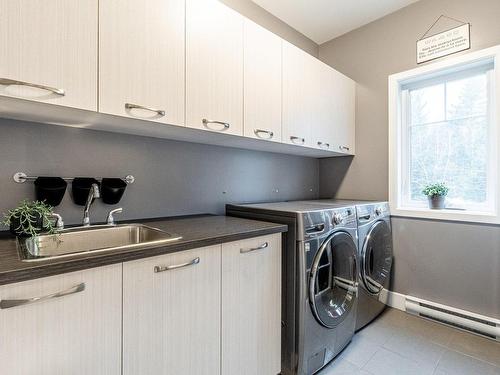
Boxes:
[405,296,500,341]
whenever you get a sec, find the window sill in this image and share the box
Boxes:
[391,206,499,224]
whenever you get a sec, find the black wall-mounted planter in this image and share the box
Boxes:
[71,177,100,206]
[34,177,67,206]
[101,178,127,205]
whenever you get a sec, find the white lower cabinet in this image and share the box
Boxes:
[123,245,222,375]
[0,264,122,375]
[222,234,282,375]
[0,235,281,375]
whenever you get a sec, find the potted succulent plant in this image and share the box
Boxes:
[422,183,449,209]
[2,200,56,237]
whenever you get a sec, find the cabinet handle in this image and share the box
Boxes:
[240,242,269,254]
[317,141,330,149]
[202,119,230,131]
[0,78,65,96]
[0,283,85,310]
[290,136,305,145]
[154,257,200,273]
[125,103,166,117]
[254,129,274,139]
[339,145,350,151]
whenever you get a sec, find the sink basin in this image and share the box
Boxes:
[17,224,182,261]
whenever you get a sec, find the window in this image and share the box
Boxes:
[402,64,494,211]
[389,46,500,223]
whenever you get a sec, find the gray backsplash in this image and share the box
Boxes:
[0,119,319,228]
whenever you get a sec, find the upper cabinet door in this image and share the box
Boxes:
[99,0,185,126]
[332,71,356,154]
[282,42,315,148]
[244,19,282,143]
[186,0,244,136]
[0,0,97,111]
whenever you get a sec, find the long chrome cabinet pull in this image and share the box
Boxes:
[290,136,305,145]
[202,119,230,131]
[317,141,330,149]
[0,78,65,96]
[125,103,166,117]
[0,283,85,310]
[254,129,274,139]
[240,242,269,254]
[154,257,200,273]
[339,145,350,151]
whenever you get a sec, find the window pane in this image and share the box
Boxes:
[446,74,488,121]
[410,84,445,125]
[409,116,489,205]
[408,70,490,208]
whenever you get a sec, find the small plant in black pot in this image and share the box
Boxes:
[2,200,56,237]
[422,183,449,209]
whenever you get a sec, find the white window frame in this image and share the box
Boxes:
[389,45,500,224]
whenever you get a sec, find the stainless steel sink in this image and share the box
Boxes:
[17,224,182,261]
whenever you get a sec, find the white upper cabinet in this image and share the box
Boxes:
[99,0,185,126]
[282,41,316,148]
[332,71,356,154]
[308,59,356,155]
[186,0,244,136]
[243,19,282,143]
[0,264,121,375]
[0,0,98,110]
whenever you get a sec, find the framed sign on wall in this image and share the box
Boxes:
[417,16,470,64]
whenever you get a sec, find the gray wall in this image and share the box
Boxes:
[222,0,318,57]
[318,0,500,318]
[0,0,320,229]
[0,119,319,227]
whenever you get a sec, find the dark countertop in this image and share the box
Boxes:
[0,215,287,286]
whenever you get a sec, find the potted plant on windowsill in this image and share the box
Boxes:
[422,183,449,209]
[2,200,56,237]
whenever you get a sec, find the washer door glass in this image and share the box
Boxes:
[361,220,393,294]
[309,231,357,329]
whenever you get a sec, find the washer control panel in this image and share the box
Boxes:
[331,207,356,226]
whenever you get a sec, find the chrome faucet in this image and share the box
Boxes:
[48,213,64,231]
[82,183,100,227]
[106,208,123,225]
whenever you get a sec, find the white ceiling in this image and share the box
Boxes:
[252,0,420,44]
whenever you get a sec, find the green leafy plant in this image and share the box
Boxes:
[2,200,56,237]
[422,183,449,197]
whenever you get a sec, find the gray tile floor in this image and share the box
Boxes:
[319,308,500,375]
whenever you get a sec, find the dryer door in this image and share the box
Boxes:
[361,220,393,294]
[309,231,357,328]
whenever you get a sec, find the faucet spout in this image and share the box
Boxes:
[83,183,100,227]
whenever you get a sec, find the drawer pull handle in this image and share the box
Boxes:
[125,103,166,117]
[254,129,274,139]
[0,283,85,310]
[240,242,269,254]
[202,119,230,131]
[154,257,200,273]
[317,141,330,149]
[0,78,65,96]
[290,136,305,145]
[339,145,350,151]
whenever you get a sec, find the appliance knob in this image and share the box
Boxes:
[375,207,383,216]
[333,213,343,225]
